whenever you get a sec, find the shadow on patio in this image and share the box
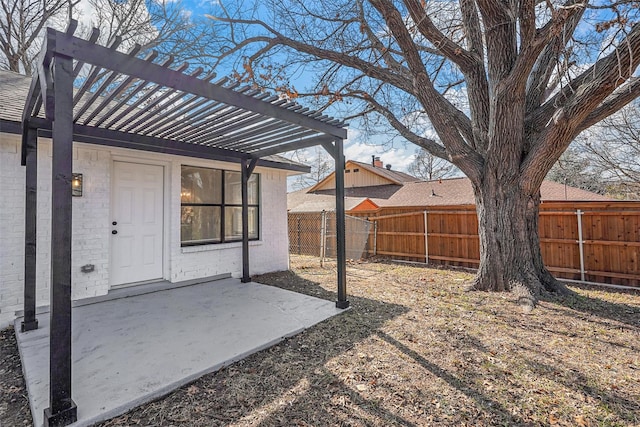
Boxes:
[15,276,371,427]
[94,270,411,426]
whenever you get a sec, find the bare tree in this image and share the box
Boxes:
[80,0,213,66]
[408,147,457,181]
[206,1,640,308]
[546,144,607,196]
[0,0,219,76]
[0,0,74,73]
[580,102,640,198]
[288,147,334,190]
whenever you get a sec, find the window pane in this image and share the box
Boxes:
[248,174,259,205]
[224,172,259,205]
[224,171,242,204]
[181,167,222,204]
[224,207,258,240]
[181,206,221,244]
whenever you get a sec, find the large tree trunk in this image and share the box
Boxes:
[471,175,569,310]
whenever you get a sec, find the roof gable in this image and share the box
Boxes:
[308,159,418,192]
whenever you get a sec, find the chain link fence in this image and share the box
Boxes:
[288,211,373,262]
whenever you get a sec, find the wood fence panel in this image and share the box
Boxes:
[290,201,640,286]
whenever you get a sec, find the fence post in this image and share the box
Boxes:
[423,210,429,264]
[320,210,327,267]
[297,217,301,255]
[576,209,586,282]
[373,220,378,256]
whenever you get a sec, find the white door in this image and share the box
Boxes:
[110,161,164,286]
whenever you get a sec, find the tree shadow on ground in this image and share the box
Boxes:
[540,286,640,330]
[522,358,640,424]
[98,270,412,426]
[96,269,537,426]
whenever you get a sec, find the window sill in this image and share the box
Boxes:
[181,240,262,254]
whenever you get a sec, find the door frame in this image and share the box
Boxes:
[110,155,171,288]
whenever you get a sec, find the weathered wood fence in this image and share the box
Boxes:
[289,201,640,287]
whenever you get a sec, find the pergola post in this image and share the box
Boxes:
[21,128,38,332]
[44,54,77,427]
[334,139,349,309]
[241,158,258,283]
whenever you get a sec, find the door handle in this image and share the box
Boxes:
[112,230,118,235]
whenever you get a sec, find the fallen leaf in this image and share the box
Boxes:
[575,415,589,426]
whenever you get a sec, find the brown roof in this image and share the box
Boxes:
[293,177,612,210]
[379,178,612,206]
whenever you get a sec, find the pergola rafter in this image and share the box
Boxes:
[19,21,349,427]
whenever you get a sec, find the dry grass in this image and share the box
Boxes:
[2,256,640,426]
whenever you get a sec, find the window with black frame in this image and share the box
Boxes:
[181,165,259,246]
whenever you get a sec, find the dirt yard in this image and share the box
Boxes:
[1,256,639,426]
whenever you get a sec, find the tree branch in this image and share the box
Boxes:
[403,0,479,73]
[521,22,640,190]
[577,77,640,132]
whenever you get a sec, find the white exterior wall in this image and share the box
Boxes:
[0,133,291,328]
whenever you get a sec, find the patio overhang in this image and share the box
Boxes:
[19,21,350,427]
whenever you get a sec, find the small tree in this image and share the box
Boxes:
[582,102,640,198]
[206,1,640,309]
[546,144,606,196]
[408,147,457,181]
[288,147,334,190]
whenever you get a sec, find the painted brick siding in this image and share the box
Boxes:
[0,134,26,328]
[1,135,112,327]
[0,134,291,328]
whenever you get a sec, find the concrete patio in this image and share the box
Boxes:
[15,277,344,427]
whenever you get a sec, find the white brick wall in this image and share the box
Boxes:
[0,134,291,328]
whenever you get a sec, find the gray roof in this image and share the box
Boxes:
[287,188,368,212]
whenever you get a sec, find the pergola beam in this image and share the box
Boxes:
[20,118,309,173]
[21,129,38,332]
[44,54,77,427]
[45,28,347,139]
[241,158,259,283]
[331,139,349,309]
[19,24,349,427]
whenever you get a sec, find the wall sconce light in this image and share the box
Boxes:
[72,173,83,197]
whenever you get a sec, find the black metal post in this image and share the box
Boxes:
[22,129,38,332]
[334,139,349,309]
[240,158,257,283]
[44,54,78,427]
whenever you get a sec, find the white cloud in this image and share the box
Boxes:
[344,141,414,172]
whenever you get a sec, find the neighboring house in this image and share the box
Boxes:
[288,157,612,213]
[0,69,311,328]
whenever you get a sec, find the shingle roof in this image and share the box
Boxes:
[294,177,612,210]
[0,69,32,124]
[287,188,369,212]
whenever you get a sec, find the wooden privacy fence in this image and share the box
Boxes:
[348,201,640,287]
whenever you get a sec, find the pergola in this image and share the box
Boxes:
[20,21,349,427]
